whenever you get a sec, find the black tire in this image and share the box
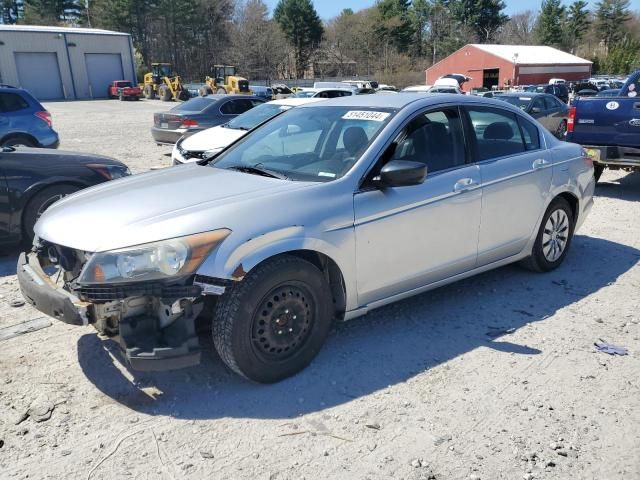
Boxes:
[520,197,575,273]
[159,85,172,102]
[177,89,190,101]
[216,87,227,95]
[555,120,567,139]
[22,184,80,241]
[2,135,37,148]
[212,255,333,383]
[594,165,604,183]
[143,84,155,100]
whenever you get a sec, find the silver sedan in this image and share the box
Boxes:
[18,94,595,383]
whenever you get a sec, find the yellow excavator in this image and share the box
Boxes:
[199,65,252,96]
[142,63,190,102]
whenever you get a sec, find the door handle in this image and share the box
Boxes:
[533,158,550,169]
[453,178,477,193]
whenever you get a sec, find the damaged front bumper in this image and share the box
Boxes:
[17,251,224,372]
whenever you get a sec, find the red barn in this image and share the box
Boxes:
[425,44,592,90]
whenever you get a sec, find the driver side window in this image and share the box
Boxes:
[389,108,466,174]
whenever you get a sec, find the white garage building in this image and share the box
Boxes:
[0,25,136,100]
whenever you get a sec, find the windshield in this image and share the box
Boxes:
[294,91,316,98]
[496,96,532,110]
[227,103,292,130]
[212,106,395,182]
[118,81,132,88]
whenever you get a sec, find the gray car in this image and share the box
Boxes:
[19,94,595,383]
[151,94,264,145]
[496,93,569,138]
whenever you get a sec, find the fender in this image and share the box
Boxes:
[197,225,359,311]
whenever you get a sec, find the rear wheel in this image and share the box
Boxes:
[22,184,80,241]
[212,255,333,383]
[2,135,37,148]
[143,84,155,100]
[520,197,574,272]
[199,86,213,97]
[216,87,227,95]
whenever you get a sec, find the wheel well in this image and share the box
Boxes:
[20,182,83,234]
[557,192,578,223]
[255,250,347,321]
[0,132,39,147]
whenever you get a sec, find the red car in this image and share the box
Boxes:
[107,80,142,101]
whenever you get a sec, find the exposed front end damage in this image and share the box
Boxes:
[17,240,230,371]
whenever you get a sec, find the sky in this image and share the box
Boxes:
[263,0,640,19]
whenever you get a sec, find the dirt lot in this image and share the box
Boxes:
[0,100,639,480]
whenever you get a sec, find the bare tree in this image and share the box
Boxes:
[498,10,537,45]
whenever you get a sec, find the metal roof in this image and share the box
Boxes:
[0,24,129,36]
[470,44,592,65]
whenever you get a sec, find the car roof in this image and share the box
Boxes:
[498,92,546,98]
[202,94,262,101]
[295,92,536,116]
[269,97,325,106]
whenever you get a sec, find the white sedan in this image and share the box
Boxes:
[171,97,324,165]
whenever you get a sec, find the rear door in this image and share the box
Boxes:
[465,105,553,265]
[0,91,32,133]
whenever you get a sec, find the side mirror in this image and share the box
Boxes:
[377,160,427,187]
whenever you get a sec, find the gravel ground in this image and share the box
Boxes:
[0,100,639,480]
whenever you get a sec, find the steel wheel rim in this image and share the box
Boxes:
[251,283,315,361]
[542,209,569,262]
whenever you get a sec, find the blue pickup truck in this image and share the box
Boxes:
[567,70,640,181]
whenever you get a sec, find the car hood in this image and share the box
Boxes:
[12,147,123,166]
[35,164,312,252]
[181,125,245,152]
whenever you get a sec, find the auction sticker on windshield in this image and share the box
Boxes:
[342,111,390,122]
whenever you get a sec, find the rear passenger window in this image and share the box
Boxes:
[467,108,525,161]
[543,96,558,110]
[0,93,29,113]
[517,116,541,151]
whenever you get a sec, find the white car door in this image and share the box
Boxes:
[353,106,482,306]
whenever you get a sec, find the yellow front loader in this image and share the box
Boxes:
[142,63,190,102]
[199,65,252,96]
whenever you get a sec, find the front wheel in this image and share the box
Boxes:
[212,255,333,383]
[520,197,574,272]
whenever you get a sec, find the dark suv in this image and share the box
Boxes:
[0,85,59,148]
[544,84,569,104]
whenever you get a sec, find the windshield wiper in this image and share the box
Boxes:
[226,165,288,180]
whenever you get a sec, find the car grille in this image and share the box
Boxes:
[176,144,207,162]
[78,283,203,302]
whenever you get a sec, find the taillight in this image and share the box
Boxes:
[35,111,52,128]
[181,119,199,128]
[567,106,576,133]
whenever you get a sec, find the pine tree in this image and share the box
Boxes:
[535,0,566,48]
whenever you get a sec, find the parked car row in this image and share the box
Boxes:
[17,91,595,384]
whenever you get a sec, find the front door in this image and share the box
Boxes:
[354,107,482,306]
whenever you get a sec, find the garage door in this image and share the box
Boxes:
[14,52,64,100]
[85,53,124,99]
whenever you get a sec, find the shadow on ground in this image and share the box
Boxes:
[595,171,640,201]
[0,247,21,278]
[78,235,639,419]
